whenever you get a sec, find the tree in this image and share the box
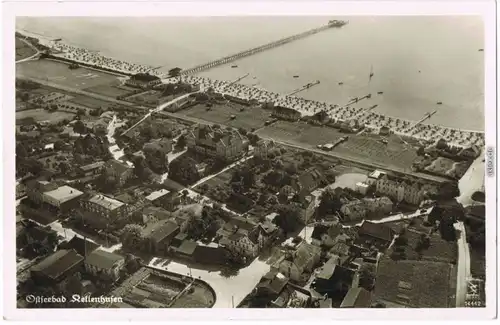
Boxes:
[317,188,342,217]
[359,265,376,291]
[439,216,457,241]
[237,127,247,136]
[394,235,408,247]
[121,224,144,250]
[435,182,460,200]
[415,233,431,252]
[73,120,86,134]
[76,108,87,116]
[176,134,187,149]
[273,204,303,235]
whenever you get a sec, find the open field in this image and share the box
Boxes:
[257,121,420,172]
[179,103,271,130]
[16,109,75,123]
[84,83,135,98]
[66,93,112,109]
[126,90,163,106]
[17,59,122,90]
[15,37,36,61]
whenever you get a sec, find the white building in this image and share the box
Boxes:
[355,182,370,195]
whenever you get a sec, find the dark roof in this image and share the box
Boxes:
[67,236,100,257]
[26,225,56,242]
[31,249,84,281]
[311,224,329,241]
[340,287,372,308]
[131,73,160,82]
[274,106,301,116]
[193,245,227,264]
[358,221,393,242]
[319,298,333,308]
[176,240,197,256]
[257,270,289,295]
[85,250,124,270]
[149,221,179,243]
[374,258,453,308]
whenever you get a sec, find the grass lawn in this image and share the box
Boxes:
[84,84,133,98]
[126,90,162,106]
[179,103,271,131]
[16,109,75,123]
[67,93,112,109]
[257,121,419,171]
[16,59,122,90]
[15,37,36,61]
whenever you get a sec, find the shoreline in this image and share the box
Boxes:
[16,31,485,148]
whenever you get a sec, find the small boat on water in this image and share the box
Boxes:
[377,91,383,95]
[53,38,62,42]
[478,49,484,52]
[231,65,238,68]
[293,75,299,78]
[338,82,343,85]
[437,101,443,105]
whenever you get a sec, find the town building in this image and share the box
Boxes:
[84,249,125,281]
[125,73,162,89]
[356,221,394,250]
[256,270,289,300]
[79,194,128,228]
[375,175,426,206]
[254,139,276,159]
[219,218,278,259]
[104,160,134,187]
[142,220,180,254]
[373,258,454,308]
[365,170,387,186]
[340,287,372,308]
[312,255,359,298]
[310,221,343,248]
[27,182,83,213]
[272,106,301,121]
[355,182,370,195]
[65,236,100,257]
[271,242,321,283]
[145,189,180,211]
[291,167,326,198]
[17,221,58,251]
[186,124,249,161]
[31,249,84,286]
[78,161,105,177]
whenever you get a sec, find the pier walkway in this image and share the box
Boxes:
[180,24,339,75]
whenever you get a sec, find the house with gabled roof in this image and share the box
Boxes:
[356,221,394,250]
[84,249,125,281]
[185,124,249,161]
[271,242,321,283]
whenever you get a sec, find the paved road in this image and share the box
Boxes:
[454,221,471,307]
[15,38,40,64]
[17,74,450,184]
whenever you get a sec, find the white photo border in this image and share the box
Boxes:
[2,0,497,321]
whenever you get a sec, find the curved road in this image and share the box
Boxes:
[15,38,40,64]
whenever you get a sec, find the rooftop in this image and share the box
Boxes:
[31,249,84,281]
[374,258,453,308]
[85,249,124,270]
[358,221,393,242]
[368,170,387,180]
[44,185,84,204]
[149,221,179,243]
[88,194,125,211]
[340,287,372,308]
[66,236,99,257]
[145,189,171,201]
[176,240,197,256]
[80,161,105,172]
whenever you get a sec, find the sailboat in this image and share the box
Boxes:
[369,65,374,82]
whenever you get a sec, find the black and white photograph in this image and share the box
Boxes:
[3,0,497,321]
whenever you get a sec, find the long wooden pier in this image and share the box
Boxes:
[180,23,345,75]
